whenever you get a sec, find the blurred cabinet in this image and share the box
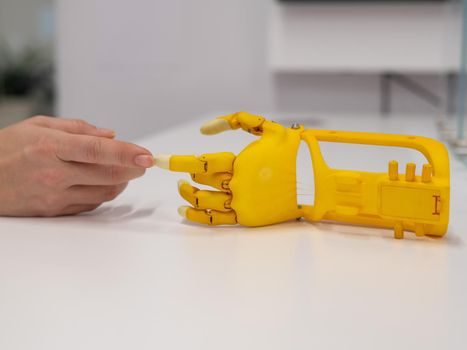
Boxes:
[269,2,456,73]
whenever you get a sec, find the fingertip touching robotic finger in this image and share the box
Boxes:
[153,112,450,239]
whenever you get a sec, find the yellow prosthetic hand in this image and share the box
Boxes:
[154,112,450,239]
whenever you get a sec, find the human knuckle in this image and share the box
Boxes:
[103,186,121,201]
[29,115,48,123]
[134,168,146,178]
[105,165,124,181]
[71,119,90,130]
[114,149,128,166]
[81,204,100,213]
[84,138,103,162]
[42,194,65,214]
[33,136,58,157]
[38,168,67,187]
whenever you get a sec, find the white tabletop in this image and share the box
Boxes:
[1,113,466,350]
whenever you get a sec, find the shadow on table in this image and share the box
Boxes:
[180,217,464,246]
[177,217,311,235]
[177,218,463,246]
[81,205,156,222]
[46,205,466,245]
[313,221,464,247]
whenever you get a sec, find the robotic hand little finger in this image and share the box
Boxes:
[154,112,450,239]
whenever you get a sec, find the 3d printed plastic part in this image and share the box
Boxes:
[154,112,450,239]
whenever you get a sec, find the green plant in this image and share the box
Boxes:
[0,45,52,98]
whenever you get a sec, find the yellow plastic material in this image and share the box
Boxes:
[154,112,450,239]
[301,128,450,238]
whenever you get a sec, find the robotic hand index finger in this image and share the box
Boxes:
[154,112,450,239]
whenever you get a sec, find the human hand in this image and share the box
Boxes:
[0,116,153,216]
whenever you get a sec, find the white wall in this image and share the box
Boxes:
[57,0,274,139]
[57,0,456,140]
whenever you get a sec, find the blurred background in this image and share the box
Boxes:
[0,0,466,158]
[0,0,54,128]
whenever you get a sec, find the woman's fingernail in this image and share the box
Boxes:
[134,155,154,168]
